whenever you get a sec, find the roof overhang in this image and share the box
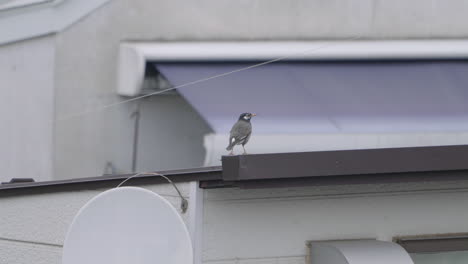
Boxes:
[221,145,468,181]
[3,145,468,196]
[117,40,468,96]
[206,144,468,188]
[0,167,222,197]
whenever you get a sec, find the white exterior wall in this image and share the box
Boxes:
[2,178,468,264]
[203,182,468,264]
[0,182,190,264]
[0,36,54,183]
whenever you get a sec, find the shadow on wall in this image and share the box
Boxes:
[135,93,213,172]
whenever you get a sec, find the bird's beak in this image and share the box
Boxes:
[251,113,257,117]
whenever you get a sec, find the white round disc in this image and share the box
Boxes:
[62,187,192,264]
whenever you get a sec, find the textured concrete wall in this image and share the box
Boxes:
[0,36,54,183]
[52,0,468,180]
[136,95,212,172]
[203,183,468,264]
[53,0,215,179]
[60,0,468,42]
[0,182,190,264]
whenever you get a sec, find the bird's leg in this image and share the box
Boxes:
[229,150,234,155]
[242,145,247,155]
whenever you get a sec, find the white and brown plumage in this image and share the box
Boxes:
[226,113,256,155]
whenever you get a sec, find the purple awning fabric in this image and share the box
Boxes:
[155,61,468,133]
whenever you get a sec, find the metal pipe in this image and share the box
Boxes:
[131,101,142,173]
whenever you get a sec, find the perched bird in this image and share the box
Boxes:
[226,113,256,155]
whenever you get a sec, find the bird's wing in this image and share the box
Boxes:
[230,121,252,141]
[242,132,252,145]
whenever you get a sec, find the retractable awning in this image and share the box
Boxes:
[155,61,468,133]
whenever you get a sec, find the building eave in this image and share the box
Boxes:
[222,145,468,181]
[3,145,468,196]
[0,166,222,197]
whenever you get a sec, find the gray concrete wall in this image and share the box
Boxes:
[0,36,55,183]
[136,95,212,172]
[52,0,468,180]
[53,0,218,179]
[61,0,468,41]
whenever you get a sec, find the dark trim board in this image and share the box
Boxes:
[221,145,468,181]
[395,234,468,253]
[200,169,468,189]
[3,145,468,196]
[0,167,222,197]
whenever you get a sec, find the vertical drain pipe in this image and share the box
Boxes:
[131,100,142,173]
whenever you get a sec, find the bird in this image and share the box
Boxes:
[226,113,256,155]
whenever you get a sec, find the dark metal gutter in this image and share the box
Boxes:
[221,145,468,181]
[4,145,468,195]
[395,233,468,253]
[198,144,468,189]
[0,166,222,197]
[200,169,468,189]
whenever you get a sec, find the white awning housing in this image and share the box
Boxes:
[117,40,468,97]
[309,240,414,264]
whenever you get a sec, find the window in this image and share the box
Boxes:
[395,234,468,264]
[412,251,468,264]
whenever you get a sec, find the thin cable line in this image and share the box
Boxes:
[116,172,188,213]
[55,36,362,123]
[0,236,63,248]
